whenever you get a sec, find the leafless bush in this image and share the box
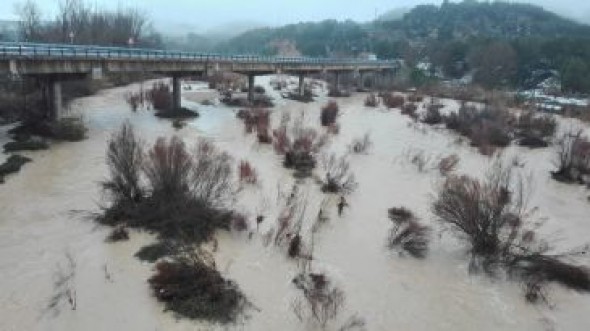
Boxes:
[401,103,418,118]
[349,133,373,154]
[144,136,192,199]
[102,123,144,204]
[403,148,435,172]
[364,93,380,107]
[46,252,77,315]
[292,272,346,329]
[552,128,590,184]
[190,140,234,206]
[407,94,424,103]
[382,93,405,109]
[320,154,358,194]
[146,82,172,111]
[106,225,130,242]
[422,104,443,125]
[438,154,460,176]
[515,112,556,148]
[321,101,339,127]
[387,207,431,258]
[148,244,247,322]
[433,159,590,301]
[273,115,327,177]
[238,160,258,185]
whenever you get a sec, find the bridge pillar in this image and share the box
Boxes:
[298,73,305,96]
[247,74,255,102]
[334,71,340,91]
[172,75,181,110]
[358,71,365,90]
[39,76,63,121]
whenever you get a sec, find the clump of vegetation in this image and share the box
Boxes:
[3,139,49,152]
[433,159,590,302]
[551,128,590,184]
[320,101,339,127]
[292,272,346,329]
[422,104,444,125]
[145,82,199,119]
[106,225,129,242]
[407,94,424,103]
[237,108,272,143]
[515,112,557,148]
[442,104,512,155]
[0,154,32,184]
[97,124,247,321]
[382,93,405,109]
[328,88,351,98]
[238,160,258,184]
[387,207,431,258]
[320,154,357,194]
[148,247,247,322]
[273,114,327,178]
[9,116,87,142]
[349,133,373,154]
[401,103,418,118]
[135,242,175,262]
[438,154,460,176]
[364,93,380,107]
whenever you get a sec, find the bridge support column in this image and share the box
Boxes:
[247,74,255,102]
[172,75,181,110]
[39,76,63,121]
[358,71,365,90]
[298,73,305,96]
[334,71,340,91]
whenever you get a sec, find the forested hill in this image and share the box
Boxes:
[218,1,590,57]
[216,1,590,93]
[388,1,590,40]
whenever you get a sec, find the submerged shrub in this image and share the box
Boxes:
[364,93,380,107]
[149,259,246,322]
[387,207,431,258]
[349,133,373,154]
[0,154,31,184]
[551,128,590,184]
[382,93,405,109]
[238,160,258,184]
[320,154,357,194]
[321,101,339,127]
[292,272,345,329]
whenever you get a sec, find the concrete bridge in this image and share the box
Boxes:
[0,42,399,119]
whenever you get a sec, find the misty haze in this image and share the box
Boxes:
[1,0,590,330]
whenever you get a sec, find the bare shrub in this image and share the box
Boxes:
[321,101,339,127]
[292,272,345,329]
[238,160,258,184]
[320,154,358,194]
[401,103,418,117]
[102,123,144,204]
[146,82,172,111]
[438,154,460,176]
[382,93,405,109]
[46,252,77,314]
[551,128,590,184]
[407,94,424,103]
[443,104,514,154]
[515,112,556,148]
[190,140,234,206]
[148,246,246,322]
[106,225,130,242]
[144,136,192,199]
[237,108,271,143]
[387,207,431,258]
[125,90,146,112]
[422,104,443,125]
[349,133,373,154]
[231,213,249,232]
[0,154,31,184]
[433,159,590,300]
[273,115,327,177]
[364,93,379,107]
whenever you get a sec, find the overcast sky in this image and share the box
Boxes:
[2,0,590,31]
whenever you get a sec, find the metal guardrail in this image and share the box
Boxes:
[0,42,397,67]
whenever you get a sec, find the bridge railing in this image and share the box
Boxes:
[0,42,397,68]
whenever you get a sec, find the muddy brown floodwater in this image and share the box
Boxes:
[1,77,589,331]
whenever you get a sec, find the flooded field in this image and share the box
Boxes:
[1,76,589,331]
